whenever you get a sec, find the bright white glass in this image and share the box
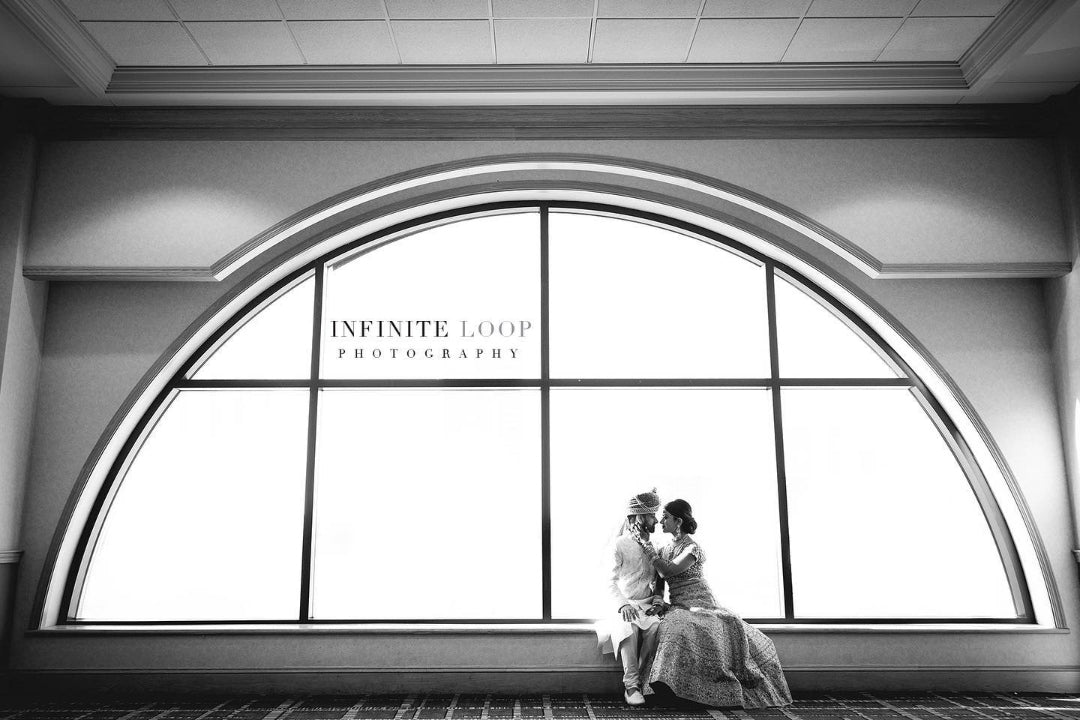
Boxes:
[775,273,898,378]
[783,387,1016,618]
[311,388,542,619]
[192,276,315,380]
[548,212,771,378]
[77,390,309,621]
[321,213,540,380]
[549,388,783,619]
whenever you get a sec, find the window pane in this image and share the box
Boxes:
[550,388,783,619]
[783,387,1015,618]
[192,275,315,380]
[775,274,898,378]
[321,213,540,380]
[549,212,771,378]
[77,390,309,621]
[312,388,541,619]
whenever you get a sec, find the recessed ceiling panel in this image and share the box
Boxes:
[879,16,993,62]
[689,19,800,62]
[703,0,811,18]
[911,0,1007,16]
[597,0,701,18]
[187,21,304,64]
[83,22,207,65]
[493,0,594,17]
[392,20,494,63]
[278,0,386,20]
[807,0,917,17]
[783,17,903,61]
[62,0,174,21]
[593,19,696,62]
[290,21,399,64]
[169,0,282,21]
[386,0,490,19]
[495,19,591,63]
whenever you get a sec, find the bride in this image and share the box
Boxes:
[630,499,792,708]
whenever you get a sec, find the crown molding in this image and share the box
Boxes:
[1,0,1066,106]
[960,0,1070,90]
[103,62,967,98]
[34,103,1060,141]
[1,0,113,98]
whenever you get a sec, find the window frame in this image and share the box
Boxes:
[59,200,1035,626]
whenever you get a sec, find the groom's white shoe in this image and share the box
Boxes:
[624,688,646,706]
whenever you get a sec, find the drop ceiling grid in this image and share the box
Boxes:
[64,0,1014,67]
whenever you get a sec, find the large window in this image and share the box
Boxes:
[66,204,1031,624]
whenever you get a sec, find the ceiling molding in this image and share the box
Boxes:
[103,62,968,98]
[34,103,1059,141]
[960,0,1070,90]
[1,0,1070,107]
[1,0,113,98]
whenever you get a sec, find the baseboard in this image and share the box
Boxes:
[5,666,1080,695]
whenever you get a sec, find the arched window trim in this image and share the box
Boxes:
[32,187,1062,631]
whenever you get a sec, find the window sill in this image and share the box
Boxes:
[28,622,1068,636]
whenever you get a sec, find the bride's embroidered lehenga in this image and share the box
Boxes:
[642,537,792,708]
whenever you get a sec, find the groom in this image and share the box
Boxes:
[597,489,664,706]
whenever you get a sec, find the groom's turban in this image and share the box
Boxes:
[627,489,660,516]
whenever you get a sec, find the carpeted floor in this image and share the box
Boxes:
[1,694,1080,720]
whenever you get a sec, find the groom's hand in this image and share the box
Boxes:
[620,604,640,621]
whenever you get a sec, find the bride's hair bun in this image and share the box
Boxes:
[665,498,697,535]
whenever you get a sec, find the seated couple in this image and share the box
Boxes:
[596,490,792,708]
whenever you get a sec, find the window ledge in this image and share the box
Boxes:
[28,622,1067,636]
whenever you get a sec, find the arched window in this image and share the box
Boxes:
[63,203,1032,624]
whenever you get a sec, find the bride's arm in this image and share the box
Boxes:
[641,545,697,578]
[629,529,698,578]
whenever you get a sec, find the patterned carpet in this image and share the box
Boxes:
[0,694,1079,720]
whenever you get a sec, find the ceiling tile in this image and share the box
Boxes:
[386,0,490,19]
[62,0,174,21]
[784,17,902,61]
[169,0,282,20]
[807,0,917,17]
[493,0,594,18]
[494,18,590,62]
[703,0,810,18]
[688,18,799,62]
[289,21,398,63]
[82,21,207,65]
[878,16,992,61]
[911,0,1007,16]
[593,18,696,62]
[278,0,385,20]
[186,21,304,64]
[598,0,702,18]
[392,20,493,63]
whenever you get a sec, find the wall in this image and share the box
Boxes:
[5,135,1080,693]
[0,131,48,672]
[25,138,1067,274]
